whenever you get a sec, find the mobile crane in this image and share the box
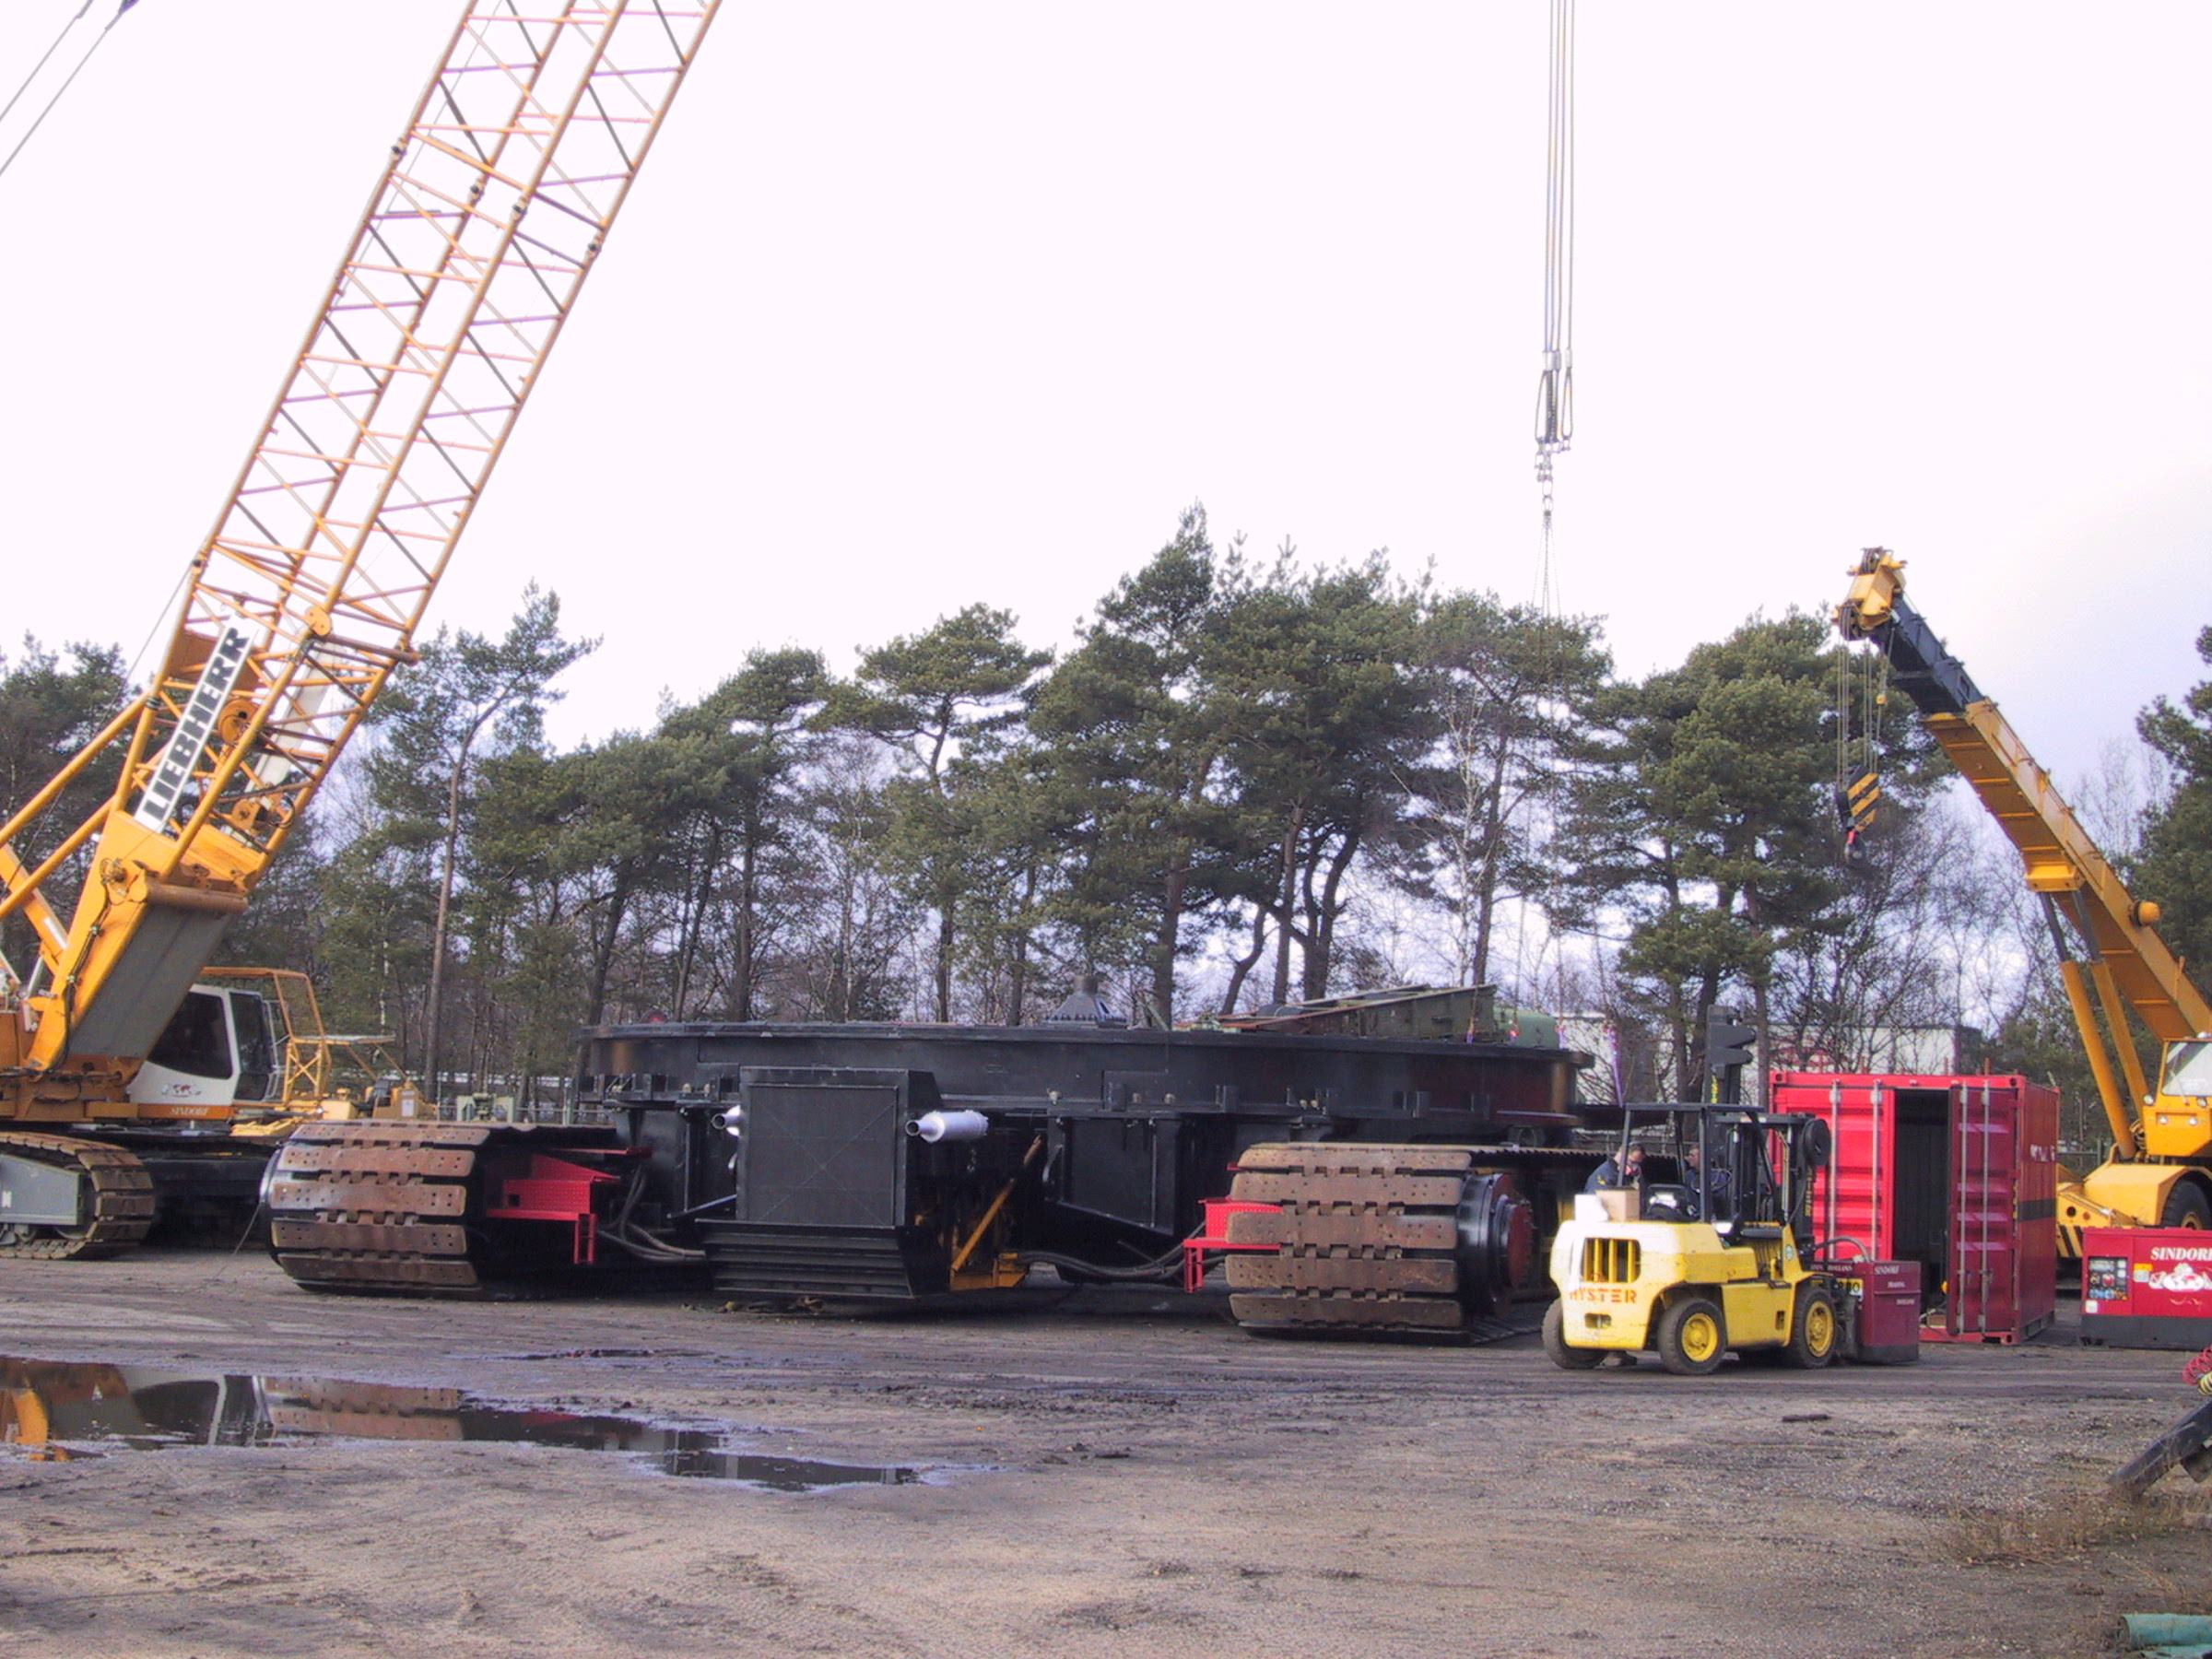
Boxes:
[1834,549,2212,1240]
[0,1,723,1259]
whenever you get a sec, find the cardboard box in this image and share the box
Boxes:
[1594,1188,1640,1222]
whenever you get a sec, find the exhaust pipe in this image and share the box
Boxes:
[908,1110,988,1144]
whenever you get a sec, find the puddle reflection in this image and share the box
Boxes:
[0,1356,920,1488]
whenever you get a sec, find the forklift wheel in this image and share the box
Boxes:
[1655,1296,1727,1376]
[1543,1300,1605,1370]
[1784,1286,1839,1369]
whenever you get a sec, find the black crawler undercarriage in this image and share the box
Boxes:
[263,1019,1605,1336]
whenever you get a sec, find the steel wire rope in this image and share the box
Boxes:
[1833,627,1892,865]
[0,0,135,189]
[0,2,96,136]
[123,560,194,691]
[1509,0,1576,1014]
[1532,0,1574,571]
[3,0,159,904]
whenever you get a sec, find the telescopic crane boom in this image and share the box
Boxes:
[1836,549,2212,1234]
[0,1,720,1255]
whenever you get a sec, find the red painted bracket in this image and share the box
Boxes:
[487,1150,641,1265]
[1182,1198,1279,1293]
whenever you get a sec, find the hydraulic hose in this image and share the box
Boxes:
[599,1163,706,1261]
[1015,1243,1190,1284]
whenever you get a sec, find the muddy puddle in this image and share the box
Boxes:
[0,1355,924,1488]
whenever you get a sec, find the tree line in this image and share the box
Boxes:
[5,508,2210,1135]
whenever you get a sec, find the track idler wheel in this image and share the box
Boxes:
[1454,1171,1537,1317]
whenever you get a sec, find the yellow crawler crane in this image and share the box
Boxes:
[1835,551,2212,1241]
[0,2,722,1258]
[1546,1104,1842,1376]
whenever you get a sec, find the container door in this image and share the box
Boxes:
[1891,1088,1953,1289]
[1947,1083,2022,1338]
[2016,1080,2060,1334]
[229,991,277,1104]
[1772,1075,1889,1259]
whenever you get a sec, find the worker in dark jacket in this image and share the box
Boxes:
[1583,1145,1644,1194]
[1683,1142,1731,1220]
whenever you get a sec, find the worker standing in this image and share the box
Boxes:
[1584,1145,1644,1194]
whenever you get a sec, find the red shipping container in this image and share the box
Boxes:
[2080,1227,2212,1349]
[1771,1073,2057,1344]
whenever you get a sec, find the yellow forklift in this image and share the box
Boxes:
[1545,1097,1843,1376]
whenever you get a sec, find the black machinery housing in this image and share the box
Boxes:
[576,1018,1596,1304]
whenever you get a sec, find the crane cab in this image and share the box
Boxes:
[125,983,281,1119]
[2144,1039,2212,1162]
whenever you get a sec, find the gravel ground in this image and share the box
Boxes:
[0,1251,2206,1659]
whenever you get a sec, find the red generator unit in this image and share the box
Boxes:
[1827,1258,1924,1363]
[1771,1073,2057,1345]
[2080,1227,2212,1349]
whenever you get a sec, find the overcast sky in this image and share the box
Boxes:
[4,2,2206,790]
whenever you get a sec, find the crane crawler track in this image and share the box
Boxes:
[0,1133,157,1259]
[1224,1143,1547,1334]
[267,1121,621,1294]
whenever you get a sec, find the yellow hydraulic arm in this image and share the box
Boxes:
[1836,549,2212,1161]
[0,2,721,1114]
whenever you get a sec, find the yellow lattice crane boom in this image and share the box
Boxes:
[1836,549,2212,1234]
[0,1,721,1255]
